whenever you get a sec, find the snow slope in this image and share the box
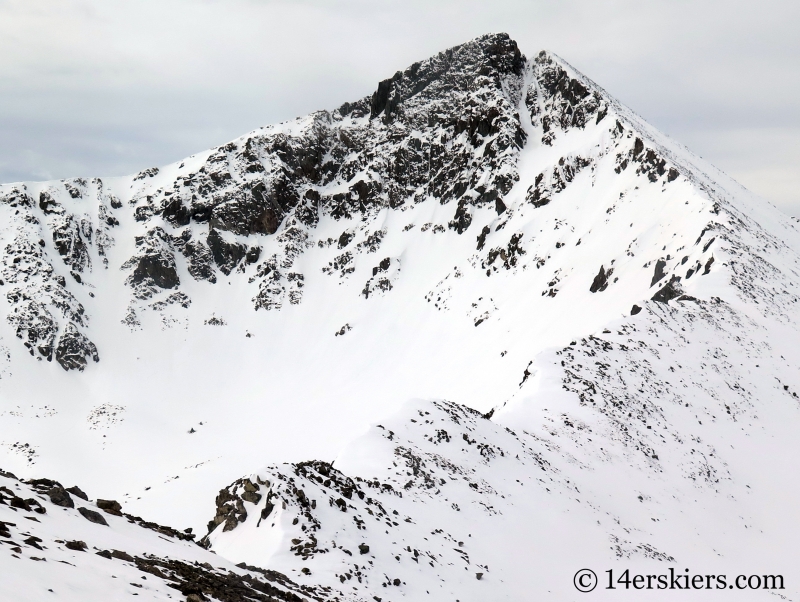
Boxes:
[1,33,800,600]
[0,469,347,601]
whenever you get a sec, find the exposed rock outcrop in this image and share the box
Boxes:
[55,322,99,371]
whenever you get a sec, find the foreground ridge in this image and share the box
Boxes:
[204,292,800,599]
[0,469,343,601]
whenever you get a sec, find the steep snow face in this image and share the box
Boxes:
[207,307,800,601]
[205,235,800,598]
[2,32,800,600]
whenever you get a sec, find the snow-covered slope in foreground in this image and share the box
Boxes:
[0,469,348,601]
[1,33,800,600]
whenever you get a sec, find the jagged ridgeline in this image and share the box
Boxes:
[0,32,654,371]
[3,30,800,602]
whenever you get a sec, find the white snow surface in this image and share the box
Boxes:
[1,35,800,600]
[0,473,335,601]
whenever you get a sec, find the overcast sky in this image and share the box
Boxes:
[1,0,798,215]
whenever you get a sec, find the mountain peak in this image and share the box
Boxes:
[2,33,800,601]
[366,31,525,123]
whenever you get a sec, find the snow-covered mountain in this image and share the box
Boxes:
[2,33,800,600]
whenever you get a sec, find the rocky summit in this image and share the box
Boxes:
[1,33,800,600]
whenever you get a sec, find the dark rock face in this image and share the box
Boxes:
[207,229,247,275]
[0,234,94,364]
[337,230,355,249]
[152,292,191,311]
[78,506,108,526]
[651,276,683,303]
[241,480,263,505]
[110,549,134,561]
[39,191,60,214]
[526,155,592,207]
[476,225,491,250]
[134,167,159,181]
[483,232,526,271]
[1,181,105,366]
[55,322,99,371]
[6,297,57,361]
[245,247,261,266]
[67,485,89,501]
[27,477,59,488]
[97,499,123,516]
[162,195,191,227]
[589,265,612,293]
[528,52,608,147]
[51,214,92,273]
[46,485,74,508]
[206,478,263,534]
[449,199,474,234]
[122,33,529,272]
[122,228,179,298]
[210,183,286,236]
[173,231,217,283]
[362,257,398,298]
[614,133,680,185]
[650,259,667,287]
[134,555,317,602]
[132,254,179,290]
[5,494,46,514]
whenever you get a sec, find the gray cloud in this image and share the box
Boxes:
[1,0,798,214]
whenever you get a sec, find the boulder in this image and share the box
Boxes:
[97,499,123,516]
[46,486,74,508]
[78,507,108,526]
[111,549,134,562]
[64,540,87,551]
[67,485,89,501]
